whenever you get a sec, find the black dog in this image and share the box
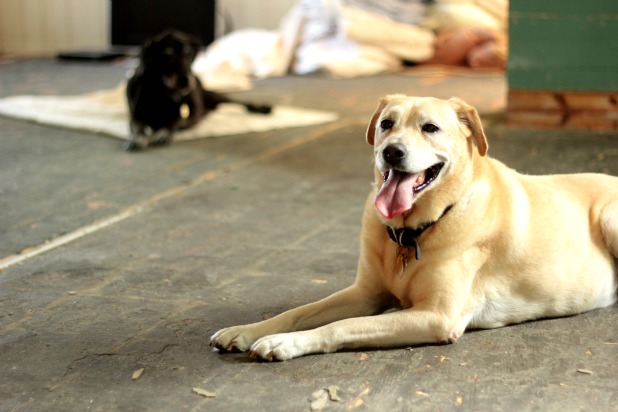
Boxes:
[126,29,271,151]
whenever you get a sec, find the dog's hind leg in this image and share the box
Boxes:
[244,103,272,114]
[601,200,618,258]
[202,88,230,111]
[202,88,272,115]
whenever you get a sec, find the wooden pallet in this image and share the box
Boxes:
[507,90,618,131]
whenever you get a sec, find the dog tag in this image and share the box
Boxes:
[180,103,190,119]
[397,246,410,274]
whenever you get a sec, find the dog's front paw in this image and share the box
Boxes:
[124,136,149,152]
[209,325,262,353]
[249,332,315,361]
[152,129,173,147]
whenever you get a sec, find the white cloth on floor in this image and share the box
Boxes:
[0,83,339,141]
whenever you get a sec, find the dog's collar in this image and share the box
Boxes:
[386,204,454,260]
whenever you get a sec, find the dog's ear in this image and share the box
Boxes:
[174,30,202,59]
[450,97,488,156]
[140,30,170,66]
[187,33,202,49]
[139,37,155,65]
[366,97,389,146]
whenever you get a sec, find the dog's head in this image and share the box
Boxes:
[139,29,201,74]
[366,95,488,221]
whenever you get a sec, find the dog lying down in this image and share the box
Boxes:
[210,95,618,361]
[126,29,271,151]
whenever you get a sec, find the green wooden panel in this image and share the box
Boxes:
[509,42,618,70]
[512,0,618,15]
[508,0,618,91]
[510,14,618,45]
[508,68,618,91]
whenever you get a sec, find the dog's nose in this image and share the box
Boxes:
[382,143,407,166]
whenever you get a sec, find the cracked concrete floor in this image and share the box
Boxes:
[1,59,617,411]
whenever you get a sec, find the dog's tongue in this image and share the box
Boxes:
[375,170,420,219]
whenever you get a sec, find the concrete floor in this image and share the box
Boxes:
[1,58,617,412]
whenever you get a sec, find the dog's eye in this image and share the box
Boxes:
[422,123,440,133]
[380,119,394,130]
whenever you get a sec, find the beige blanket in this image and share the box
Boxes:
[0,83,339,140]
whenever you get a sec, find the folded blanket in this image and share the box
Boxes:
[0,83,339,140]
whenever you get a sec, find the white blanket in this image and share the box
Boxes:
[195,0,507,85]
[196,1,435,82]
[0,83,339,141]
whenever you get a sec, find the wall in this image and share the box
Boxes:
[0,0,295,56]
[0,0,108,56]
[220,0,294,34]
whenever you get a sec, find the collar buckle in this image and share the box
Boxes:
[385,204,453,261]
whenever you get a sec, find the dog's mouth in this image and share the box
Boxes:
[163,74,195,97]
[375,162,444,220]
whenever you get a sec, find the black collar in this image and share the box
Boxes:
[386,204,453,261]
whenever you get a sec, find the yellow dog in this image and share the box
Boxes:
[211,95,618,360]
